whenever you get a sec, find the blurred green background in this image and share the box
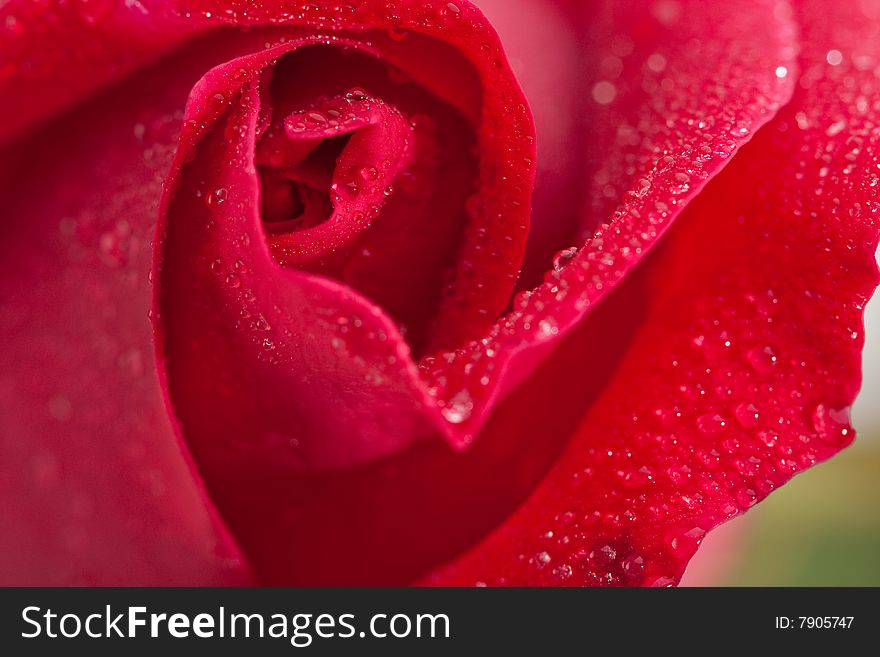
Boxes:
[689,445,880,586]
[682,287,880,586]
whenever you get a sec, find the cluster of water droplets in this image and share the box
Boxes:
[174,1,471,30]
[416,0,798,447]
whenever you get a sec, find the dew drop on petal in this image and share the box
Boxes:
[591,81,617,105]
[441,390,474,424]
[810,404,852,444]
[733,402,760,428]
[696,413,727,434]
[735,487,758,509]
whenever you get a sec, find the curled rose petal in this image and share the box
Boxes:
[153,3,534,581]
[426,0,880,585]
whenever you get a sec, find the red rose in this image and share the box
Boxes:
[1,0,877,586]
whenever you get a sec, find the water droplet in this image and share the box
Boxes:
[621,554,645,579]
[733,402,760,428]
[579,538,644,585]
[304,112,326,128]
[826,119,846,137]
[552,247,578,270]
[206,187,228,207]
[696,413,727,434]
[441,390,473,424]
[591,81,617,105]
[346,87,368,101]
[758,430,778,447]
[537,318,559,339]
[672,172,691,194]
[648,576,676,588]
[552,564,573,581]
[532,551,551,568]
[825,49,843,66]
[647,53,667,73]
[736,487,758,509]
[652,0,682,26]
[358,165,378,181]
[811,404,852,444]
[666,527,706,557]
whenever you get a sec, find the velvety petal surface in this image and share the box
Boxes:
[0,0,197,142]
[0,33,257,585]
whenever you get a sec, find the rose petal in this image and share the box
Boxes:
[426,0,880,585]
[258,44,481,354]
[0,33,255,584]
[172,0,535,351]
[473,0,585,289]
[0,0,197,142]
